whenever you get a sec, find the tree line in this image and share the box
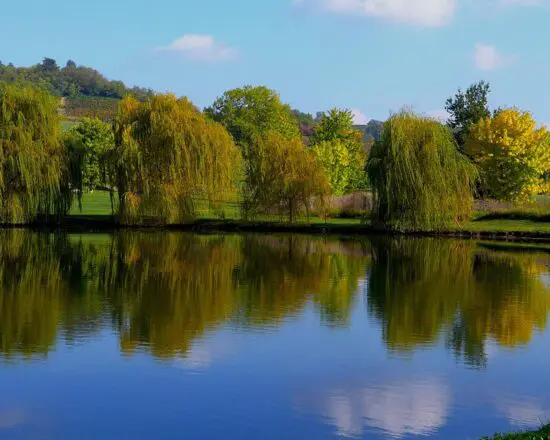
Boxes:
[0,57,153,100]
[1,78,549,228]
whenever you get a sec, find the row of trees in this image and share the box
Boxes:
[0,58,153,100]
[1,81,366,224]
[2,77,550,228]
[367,82,550,230]
[67,85,371,224]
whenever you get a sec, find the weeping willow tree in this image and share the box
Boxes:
[0,83,70,223]
[114,94,242,224]
[367,111,478,231]
[243,132,329,222]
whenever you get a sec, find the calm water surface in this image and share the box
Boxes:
[1,231,549,440]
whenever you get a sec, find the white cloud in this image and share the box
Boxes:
[352,109,369,124]
[293,0,545,27]
[295,379,451,438]
[297,0,457,27]
[156,34,239,62]
[496,397,550,428]
[498,0,544,5]
[473,43,516,71]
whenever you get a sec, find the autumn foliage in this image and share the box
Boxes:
[113,94,242,224]
[466,108,550,201]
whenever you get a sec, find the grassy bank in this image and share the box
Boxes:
[483,424,550,439]
[62,191,550,240]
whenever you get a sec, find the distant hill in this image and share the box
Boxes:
[353,119,385,148]
[0,57,154,121]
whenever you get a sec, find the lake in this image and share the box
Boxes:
[1,231,549,440]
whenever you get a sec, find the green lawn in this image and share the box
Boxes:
[482,425,550,439]
[70,191,114,216]
[68,190,550,235]
[464,219,550,233]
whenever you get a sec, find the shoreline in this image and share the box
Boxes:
[5,216,550,243]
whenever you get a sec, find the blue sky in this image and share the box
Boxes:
[1,0,549,124]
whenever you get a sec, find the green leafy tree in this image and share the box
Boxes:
[0,83,70,223]
[367,111,478,231]
[205,86,300,148]
[445,81,491,149]
[65,118,116,211]
[205,86,303,216]
[311,140,350,196]
[310,108,367,192]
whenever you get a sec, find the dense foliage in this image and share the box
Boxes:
[2,74,550,227]
[206,86,300,147]
[367,111,478,231]
[311,140,350,196]
[445,81,491,148]
[206,86,324,219]
[65,118,115,212]
[310,109,368,192]
[244,132,329,221]
[0,83,70,223]
[114,94,241,224]
[466,109,550,201]
[0,58,153,100]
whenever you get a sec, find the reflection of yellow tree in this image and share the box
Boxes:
[235,236,367,327]
[104,233,242,359]
[465,249,550,347]
[368,238,474,351]
[367,238,550,366]
[0,231,64,358]
[0,232,368,361]
[108,234,368,358]
[0,231,108,359]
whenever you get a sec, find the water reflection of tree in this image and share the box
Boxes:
[367,238,550,367]
[234,235,366,328]
[0,232,368,360]
[3,232,549,365]
[0,231,69,358]
[107,234,367,358]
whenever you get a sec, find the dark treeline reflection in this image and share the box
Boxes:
[0,231,368,360]
[1,232,550,365]
[367,238,550,367]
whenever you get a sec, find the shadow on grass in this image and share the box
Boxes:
[475,211,550,223]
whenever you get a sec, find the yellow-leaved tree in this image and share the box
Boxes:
[246,132,329,222]
[114,94,242,224]
[466,109,550,201]
[311,140,351,196]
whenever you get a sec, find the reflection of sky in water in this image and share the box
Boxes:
[0,409,26,429]
[319,380,450,438]
[2,235,550,439]
[497,397,550,428]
